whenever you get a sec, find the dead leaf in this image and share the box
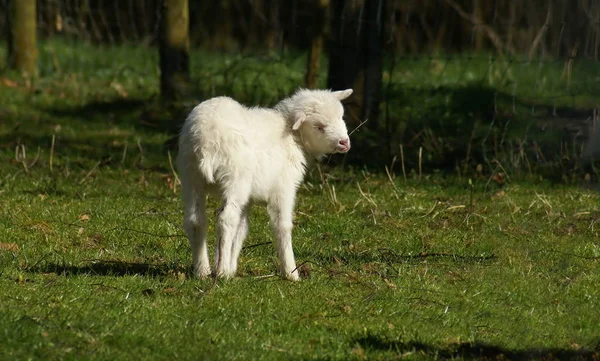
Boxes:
[491,190,505,199]
[298,263,311,278]
[110,81,128,98]
[2,78,18,88]
[79,214,91,222]
[383,278,397,289]
[163,287,178,294]
[493,172,505,185]
[360,262,381,274]
[32,221,54,234]
[0,243,19,252]
[352,346,366,360]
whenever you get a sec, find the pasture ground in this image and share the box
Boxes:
[1,41,599,360]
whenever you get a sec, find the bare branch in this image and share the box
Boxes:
[444,0,514,56]
[528,1,553,61]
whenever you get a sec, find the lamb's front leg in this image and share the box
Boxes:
[268,194,300,281]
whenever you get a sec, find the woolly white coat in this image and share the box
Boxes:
[177,88,353,280]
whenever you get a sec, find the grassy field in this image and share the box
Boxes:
[2,160,600,360]
[1,40,600,360]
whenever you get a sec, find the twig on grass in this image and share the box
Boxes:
[420,201,439,218]
[243,241,272,250]
[385,165,399,199]
[290,259,320,277]
[50,134,56,172]
[535,192,553,209]
[15,144,26,171]
[494,159,511,182]
[79,161,101,184]
[167,150,181,194]
[15,144,41,173]
[378,247,497,262]
[121,142,128,166]
[109,227,186,239]
[27,147,41,169]
[377,248,400,275]
[254,274,277,280]
[356,182,377,208]
[400,144,407,183]
[136,138,144,166]
[370,208,377,225]
[418,147,423,182]
[23,252,52,271]
[530,249,600,260]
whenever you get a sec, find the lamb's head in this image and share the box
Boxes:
[283,88,353,157]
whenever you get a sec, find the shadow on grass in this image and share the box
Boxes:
[349,334,600,361]
[369,80,598,172]
[30,260,187,278]
[2,114,175,172]
[43,98,194,135]
[300,248,496,268]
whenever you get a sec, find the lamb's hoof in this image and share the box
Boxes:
[214,268,236,280]
[284,272,300,281]
[192,265,212,279]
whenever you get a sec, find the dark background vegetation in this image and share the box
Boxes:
[2,0,600,178]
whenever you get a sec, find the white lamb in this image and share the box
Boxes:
[176,88,353,281]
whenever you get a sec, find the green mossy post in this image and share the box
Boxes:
[7,0,38,76]
[327,0,386,164]
[304,0,329,89]
[159,0,191,101]
[327,0,385,127]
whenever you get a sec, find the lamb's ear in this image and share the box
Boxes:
[292,111,306,131]
[333,89,353,101]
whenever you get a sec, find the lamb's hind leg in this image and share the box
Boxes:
[183,182,210,278]
[229,208,249,275]
[215,184,250,279]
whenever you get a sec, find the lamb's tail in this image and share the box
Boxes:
[199,153,217,184]
[178,133,217,184]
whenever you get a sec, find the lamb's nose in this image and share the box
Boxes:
[339,138,350,149]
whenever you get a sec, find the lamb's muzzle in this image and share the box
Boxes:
[177,88,353,280]
[337,138,351,153]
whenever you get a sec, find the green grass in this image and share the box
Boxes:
[1,165,600,360]
[1,39,600,360]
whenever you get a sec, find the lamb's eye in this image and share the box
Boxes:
[314,124,326,132]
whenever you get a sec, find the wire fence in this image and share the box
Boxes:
[1,0,600,173]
